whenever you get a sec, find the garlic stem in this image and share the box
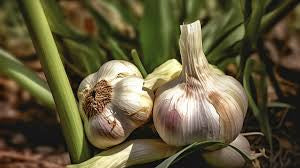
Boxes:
[179,21,210,80]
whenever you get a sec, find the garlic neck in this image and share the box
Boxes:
[179,21,210,82]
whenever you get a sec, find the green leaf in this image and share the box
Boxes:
[131,49,147,78]
[0,48,55,110]
[156,141,222,168]
[156,140,252,168]
[268,102,295,109]
[139,0,176,72]
[238,0,270,77]
[107,37,129,61]
[41,0,107,74]
[185,0,206,22]
[243,58,272,149]
[18,0,91,162]
[261,0,300,34]
[63,39,105,74]
[203,7,243,56]
[40,0,86,39]
[206,24,244,64]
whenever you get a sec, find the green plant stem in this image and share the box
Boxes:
[261,0,300,33]
[108,37,129,61]
[0,48,55,110]
[238,0,268,80]
[17,0,91,163]
[243,58,272,149]
[131,49,148,77]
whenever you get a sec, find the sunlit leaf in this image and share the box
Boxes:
[139,0,176,72]
[0,48,54,109]
[41,0,107,74]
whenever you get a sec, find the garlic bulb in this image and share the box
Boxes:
[202,135,252,168]
[153,20,248,146]
[78,60,153,149]
[67,139,180,168]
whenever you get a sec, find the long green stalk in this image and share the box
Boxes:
[17,0,91,163]
[0,48,55,109]
[131,49,148,77]
[238,0,268,80]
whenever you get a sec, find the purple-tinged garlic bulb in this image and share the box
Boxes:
[153,20,248,146]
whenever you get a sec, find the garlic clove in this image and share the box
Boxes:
[144,59,182,91]
[84,104,127,149]
[153,20,248,146]
[143,59,222,92]
[202,135,252,168]
[78,60,153,149]
[96,60,143,81]
[112,76,153,122]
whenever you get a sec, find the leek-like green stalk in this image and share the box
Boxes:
[17,0,91,163]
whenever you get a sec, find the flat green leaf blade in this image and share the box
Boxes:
[40,0,85,39]
[41,0,107,73]
[203,7,243,56]
[139,0,175,72]
[0,48,55,110]
[243,58,272,149]
[185,0,206,22]
[239,0,270,77]
[155,141,222,168]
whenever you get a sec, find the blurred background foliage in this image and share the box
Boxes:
[0,0,300,167]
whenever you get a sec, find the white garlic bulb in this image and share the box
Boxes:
[153,20,248,146]
[202,135,252,168]
[78,60,153,149]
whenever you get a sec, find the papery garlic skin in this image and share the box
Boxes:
[67,139,180,168]
[78,60,153,149]
[202,135,252,168]
[153,20,248,146]
[144,59,182,91]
